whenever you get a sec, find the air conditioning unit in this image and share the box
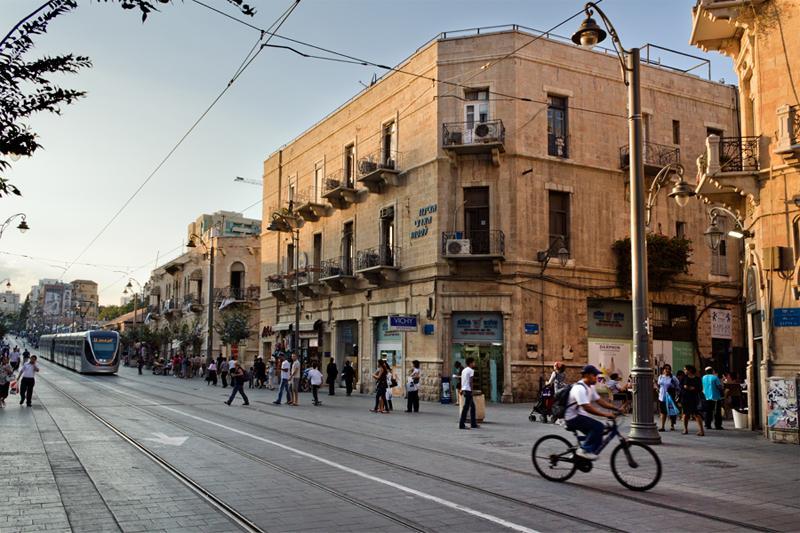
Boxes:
[380,206,394,219]
[446,239,471,255]
[473,122,497,142]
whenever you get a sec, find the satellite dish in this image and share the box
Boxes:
[298,252,309,270]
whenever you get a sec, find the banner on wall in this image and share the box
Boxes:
[710,308,733,339]
[587,300,632,339]
[452,313,503,343]
[588,340,631,380]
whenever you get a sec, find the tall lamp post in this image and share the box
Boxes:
[188,224,221,363]
[123,277,143,327]
[536,235,570,392]
[0,213,29,240]
[571,4,697,443]
[267,204,303,358]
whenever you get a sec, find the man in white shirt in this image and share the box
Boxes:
[289,353,301,406]
[565,364,620,460]
[9,347,20,371]
[458,357,478,429]
[272,354,291,405]
[18,355,40,407]
[307,362,324,406]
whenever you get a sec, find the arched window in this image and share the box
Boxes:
[230,262,245,297]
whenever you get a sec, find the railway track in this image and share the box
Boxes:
[102,369,778,533]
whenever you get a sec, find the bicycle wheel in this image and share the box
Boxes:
[610,441,662,491]
[531,435,577,483]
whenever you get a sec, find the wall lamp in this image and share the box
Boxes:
[704,206,751,251]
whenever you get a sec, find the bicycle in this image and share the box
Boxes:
[531,416,662,491]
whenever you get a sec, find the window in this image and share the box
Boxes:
[287,175,296,205]
[464,88,489,127]
[676,221,687,240]
[382,121,397,168]
[672,120,680,145]
[314,162,324,203]
[344,144,355,187]
[547,95,568,158]
[548,191,570,255]
[287,243,295,272]
[342,222,354,274]
[464,187,490,254]
[711,218,728,276]
[380,206,395,265]
[707,127,723,138]
[312,233,322,272]
[230,262,245,292]
[793,216,800,262]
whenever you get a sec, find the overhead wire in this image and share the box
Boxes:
[58,0,302,281]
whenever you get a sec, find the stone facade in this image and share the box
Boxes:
[71,279,98,326]
[691,0,800,442]
[259,28,744,402]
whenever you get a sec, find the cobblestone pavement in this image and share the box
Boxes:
[1,357,798,533]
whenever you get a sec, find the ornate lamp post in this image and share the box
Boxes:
[0,213,29,240]
[267,202,304,358]
[123,277,143,327]
[536,235,570,391]
[188,223,221,363]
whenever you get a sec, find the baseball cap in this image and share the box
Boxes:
[581,364,601,375]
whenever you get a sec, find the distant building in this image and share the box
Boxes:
[120,295,133,306]
[26,278,99,333]
[0,291,20,314]
[71,279,99,326]
[187,210,260,242]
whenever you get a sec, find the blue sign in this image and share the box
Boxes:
[773,308,800,327]
[524,323,540,335]
[423,324,435,335]
[388,315,418,332]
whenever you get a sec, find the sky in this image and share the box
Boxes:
[0,0,735,306]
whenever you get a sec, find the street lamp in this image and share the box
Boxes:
[536,235,570,394]
[573,3,661,443]
[188,224,221,363]
[704,206,751,251]
[124,277,143,327]
[0,213,29,239]
[267,204,304,360]
[645,163,695,226]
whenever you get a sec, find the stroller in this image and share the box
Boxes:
[529,384,554,422]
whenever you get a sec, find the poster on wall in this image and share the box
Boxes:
[710,308,733,339]
[767,377,798,433]
[587,300,632,339]
[588,341,631,380]
[653,340,695,372]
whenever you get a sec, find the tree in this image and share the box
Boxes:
[14,294,30,331]
[1,0,256,197]
[215,308,252,348]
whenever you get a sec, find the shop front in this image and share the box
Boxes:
[587,299,632,380]
[374,317,404,397]
[335,320,359,387]
[451,312,504,402]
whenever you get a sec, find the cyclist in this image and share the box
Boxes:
[565,364,621,460]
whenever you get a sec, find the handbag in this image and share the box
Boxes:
[666,394,680,417]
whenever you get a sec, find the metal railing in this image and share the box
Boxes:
[323,168,356,194]
[183,294,202,306]
[161,298,178,312]
[356,245,400,270]
[320,256,354,278]
[719,136,760,172]
[442,120,505,147]
[267,276,285,291]
[295,185,325,205]
[441,230,505,256]
[357,149,402,178]
[215,285,260,301]
[548,134,568,158]
[619,141,681,169]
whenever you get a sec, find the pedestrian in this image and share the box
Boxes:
[342,359,355,396]
[17,354,40,407]
[702,366,724,430]
[406,359,421,413]
[0,355,13,408]
[459,357,478,429]
[326,358,338,396]
[289,352,300,406]
[228,357,236,374]
[267,359,276,390]
[680,365,705,436]
[254,356,266,389]
[385,363,395,411]
[308,362,324,406]
[606,372,631,413]
[564,365,621,459]
[370,360,389,413]
[206,360,218,386]
[137,353,144,375]
[9,346,20,372]
[183,354,191,379]
[273,354,291,405]
[21,347,30,363]
[657,364,680,431]
[225,360,250,406]
[247,364,255,389]
[545,361,568,393]
[219,357,229,388]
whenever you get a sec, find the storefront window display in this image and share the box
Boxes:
[375,317,404,396]
[451,312,504,402]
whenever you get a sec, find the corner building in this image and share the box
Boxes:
[260,27,743,402]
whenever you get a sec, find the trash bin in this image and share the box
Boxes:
[458,390,486,423]
[732,408,748,429]
[440,376,451,404]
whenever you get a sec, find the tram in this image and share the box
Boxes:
[38,331,120,374]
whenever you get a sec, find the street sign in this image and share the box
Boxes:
[524,323,539,335]
[773,308,800,327]
[388,315,418,332]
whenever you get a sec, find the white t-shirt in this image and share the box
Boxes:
[228,359,236,371]
[407,367,420,392]
[280,360,290,380]
[10,350,20,363]
[291,360,300,379]
[565,381,600,421]
[461,366,474,392]
[19,362,39,379]
[307,368,323,386]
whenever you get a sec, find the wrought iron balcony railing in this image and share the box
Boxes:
[442,120,505,148]
[183,294,202,306]
[320,256,354,278]
[718,136,760,172]
[619,141,681,170]
[267,276,285,292]
[356,245,400,271]
[441,230,505,257]
[357,149,402,178]
[215,285,260,301]
[323,168,356,194]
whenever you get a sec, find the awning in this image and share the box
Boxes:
[274,320,320,332]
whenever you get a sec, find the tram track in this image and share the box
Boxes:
[104,370,777,533]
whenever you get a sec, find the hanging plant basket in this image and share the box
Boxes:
[612,234,693,292]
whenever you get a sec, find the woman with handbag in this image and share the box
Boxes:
[385,364,396,412]
[656,364,680,431]
[0,355,13,408]
[680,365,705,436]
[406,359,421,413]
[370,360,389,413]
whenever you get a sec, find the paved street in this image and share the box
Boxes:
[1,356,798,533]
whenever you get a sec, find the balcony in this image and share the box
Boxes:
[441,230,505,273]
[294,186,333,222]
[267,275,293,303]
[357,149,402,193]
[619,141,681,177]
[161,298,180,316]
[695,134,762,211]
[293,266,325,297]
[776,104,800,163]
[321,169,365,209]
[146,304,161,319]
[183,294,203,313]
[442,120,505,166]
[319,256,357,292]
[215,285,260,303]
[355,245,400,285]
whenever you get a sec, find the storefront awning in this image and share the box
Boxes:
[274,320,323,333]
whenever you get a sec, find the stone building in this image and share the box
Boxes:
[690,0,800,442]
[70,279,99,326]
[145,211,261,365]
[0,290,21,315]
[259,27,743,402]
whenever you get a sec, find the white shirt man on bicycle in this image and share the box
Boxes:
[565,364,620,460]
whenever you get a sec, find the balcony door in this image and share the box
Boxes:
[342,221,354,274]
[464,89,489,144]
[464,187,490,254]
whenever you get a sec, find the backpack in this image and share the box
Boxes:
[551,382,588,420]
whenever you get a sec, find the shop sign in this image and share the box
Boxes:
[524,323,539,335]
[773,308,800,327]
[452,313,503,343]
[388,315,418,332]
[376,318,401,341]
[410,204,437,240]
[710,308,732,339]
[587,300,632,339]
